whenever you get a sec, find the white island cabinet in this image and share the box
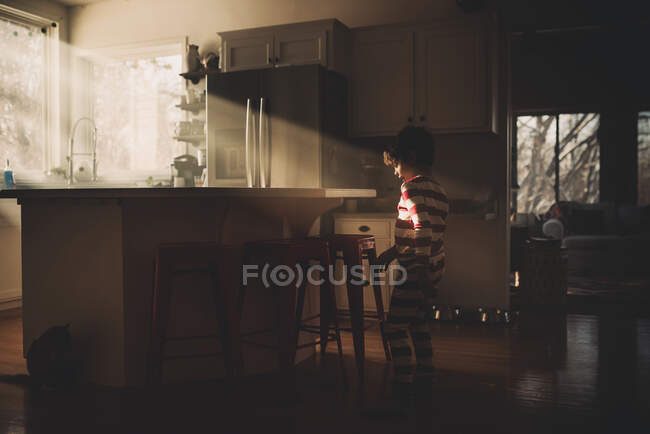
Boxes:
[0,187,374,387]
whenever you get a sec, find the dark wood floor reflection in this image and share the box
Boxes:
[1,306,649,433]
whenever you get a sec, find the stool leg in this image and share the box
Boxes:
[329,246,344,359]
[148,253,173,386]
[275,281,298,374]
[237,253,251,315]
[329,280,344,360]
[319,271,332,355]
[366,248,392,361]
[214,264,243,377]
[294,262,308,359]
[343,244,365,382]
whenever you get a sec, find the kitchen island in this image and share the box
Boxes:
[0,187,375,387]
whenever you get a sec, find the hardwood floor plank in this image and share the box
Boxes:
[0,307,649,433]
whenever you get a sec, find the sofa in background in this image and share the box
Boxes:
[558,202,650,278]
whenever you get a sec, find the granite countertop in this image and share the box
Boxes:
[0,186,376,200]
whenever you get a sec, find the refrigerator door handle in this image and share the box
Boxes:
[245,98,253,187]
[258,97,269,188]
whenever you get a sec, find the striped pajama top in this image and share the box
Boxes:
[395,174,449,282]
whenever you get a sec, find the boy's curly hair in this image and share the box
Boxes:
[383,126,435,169]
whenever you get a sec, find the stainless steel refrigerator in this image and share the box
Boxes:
[205,64,358,188]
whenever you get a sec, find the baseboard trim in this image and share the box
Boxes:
[0,288,22,310]
[0,298,22,311]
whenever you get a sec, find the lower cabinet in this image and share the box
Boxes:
[333,214,395,312]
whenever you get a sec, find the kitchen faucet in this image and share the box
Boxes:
[67,117,98,185]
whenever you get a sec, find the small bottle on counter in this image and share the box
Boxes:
[3,159,15,188]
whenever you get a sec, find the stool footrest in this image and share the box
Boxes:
[299,327,336,335]
[240,328,274,337]
[162,352,224,361]
[241,339,279,350]
[164,334,219,341]
[296,336,337,349]
[336,310,383,320]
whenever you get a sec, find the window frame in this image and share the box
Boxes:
[638,109,650,206]
[512,110,601,213]
[73,37,188,184]
[0,4,60,182]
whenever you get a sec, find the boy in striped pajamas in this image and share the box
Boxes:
[378,126,448,410]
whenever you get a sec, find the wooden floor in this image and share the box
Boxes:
[1,306,649,433]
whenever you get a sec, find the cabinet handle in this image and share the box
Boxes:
[275,56,279,63]
[419,115,426,122]
[407,116,413,123]
[358,225,370,232]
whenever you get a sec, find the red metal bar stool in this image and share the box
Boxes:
[148,243,242,385]
[237,238,343,374]
[317,234,391,380]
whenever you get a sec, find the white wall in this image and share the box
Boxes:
[69,0,462,49]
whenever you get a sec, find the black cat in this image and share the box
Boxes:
[26,324,79,389]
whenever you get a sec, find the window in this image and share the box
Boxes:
[76,40,186,181]
[514,113,600,215]
[639,111,650,206]
[0,5,58,177]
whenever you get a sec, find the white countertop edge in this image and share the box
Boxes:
[332,212,397,219]
[0,187,376,200]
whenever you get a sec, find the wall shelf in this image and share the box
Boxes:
[180,68,219,84]
[172,135,205,143]
[175,102,205,113]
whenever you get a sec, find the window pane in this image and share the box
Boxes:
[639,111,650,206]
[0,16,45,172]
[516,115,557,214]
[558,113,600,204]
[92,54,185,175]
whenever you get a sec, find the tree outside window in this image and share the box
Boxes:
[0,15,46,172]
[515,113,600,215]
[91,54,185,177]
[638,111,650,206]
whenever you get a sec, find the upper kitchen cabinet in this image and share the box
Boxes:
[219,19,349,75]
[221,34,274,72]
[274,28,326,67]
[349,14,497,136]
[350,27,414,136]
[416,15,496,133]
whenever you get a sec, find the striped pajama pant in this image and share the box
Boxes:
[385,267,438,384]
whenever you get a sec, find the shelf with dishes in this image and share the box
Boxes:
[172,134,205,144]
[175,102,205,113]
[180,67,219,84]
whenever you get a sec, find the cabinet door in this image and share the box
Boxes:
[223,34,274,72]
[274,29,327,67]
[350,27,414,136]
[417,17,493,132]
